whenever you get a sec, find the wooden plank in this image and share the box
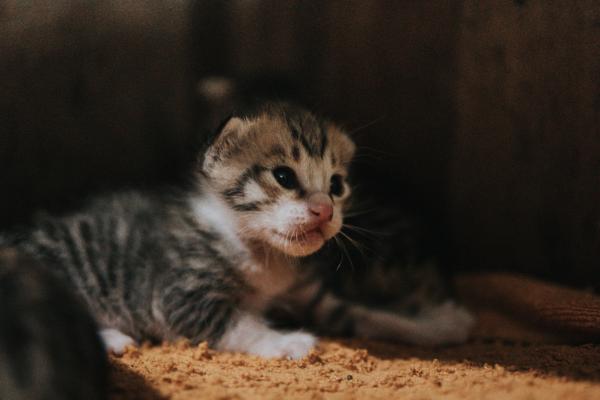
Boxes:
[451,0,600,283]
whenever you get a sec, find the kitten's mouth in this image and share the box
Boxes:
[269,221,332,256]
[273,225,324,245]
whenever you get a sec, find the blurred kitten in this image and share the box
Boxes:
[0,248,107,400]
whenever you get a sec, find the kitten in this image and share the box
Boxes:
[0,248,107,400]
[9,102,473,359]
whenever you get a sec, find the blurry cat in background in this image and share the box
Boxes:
[0,249,107,400]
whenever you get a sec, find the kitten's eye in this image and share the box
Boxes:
[273,166,299,189]
[330,174,344,197]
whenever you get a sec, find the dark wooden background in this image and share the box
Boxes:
[451,1,600,285]
[1,1,599,285]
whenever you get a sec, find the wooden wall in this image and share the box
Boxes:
[213,0,600,283]
[215,1,460,203]
[451,1,600,284]
[2,1,599,284]
[0,1,198,226]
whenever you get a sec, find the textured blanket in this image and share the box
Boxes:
[457,273,600,342]
[108,273,600,399]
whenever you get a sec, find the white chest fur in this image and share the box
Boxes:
[188,188,300,312]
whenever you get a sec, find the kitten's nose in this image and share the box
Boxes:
[308,193,333,222]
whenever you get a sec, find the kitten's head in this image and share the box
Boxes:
[202,102,355,257]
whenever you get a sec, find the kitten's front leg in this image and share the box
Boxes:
[160,271,316,359]
[99,328,136,355]
[215,313,316,359]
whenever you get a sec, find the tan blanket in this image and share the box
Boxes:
[108,273,600,399]
[457,273,600,343]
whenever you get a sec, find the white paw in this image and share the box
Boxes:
[216,314,317,359]
[413,301,476,346]
[99,328,137,355]
[247,331,317,360]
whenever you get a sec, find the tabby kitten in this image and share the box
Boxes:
[9,102,473,359]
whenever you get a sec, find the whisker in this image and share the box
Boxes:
[348,115,387,137]
[332,236,346,272]
[342,223,386,238]
[338,230,369,256]
[335,253,344,272]
[356,145,400,159]
[334,233,355,272]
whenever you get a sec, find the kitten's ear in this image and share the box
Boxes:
[328,124,356,167]
[202,117,245,172]
[340,133,356,163]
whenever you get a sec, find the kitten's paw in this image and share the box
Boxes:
[216,314,317,359]
[414,301,476,346]
[99,328,137,355]
[249,331,317,360]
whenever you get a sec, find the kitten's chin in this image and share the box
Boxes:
[268,229,326,257]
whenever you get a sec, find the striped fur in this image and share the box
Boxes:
[7,102,474,360]
[14,191,244,346]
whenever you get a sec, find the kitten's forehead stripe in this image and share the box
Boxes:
[291,145,301,162]
[290,126,316,158]
[283,109,327,159]
[318,121,328,158]
[268,145,287,160]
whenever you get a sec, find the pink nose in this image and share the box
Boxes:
[308,193,333,222]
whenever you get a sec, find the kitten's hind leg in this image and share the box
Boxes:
[311,292,475,346]
[99,328,136,355]
[410,300,476,345]
[355,300,475,346]
[216,313,316,359]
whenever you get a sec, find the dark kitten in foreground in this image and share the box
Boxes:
[0,249,107,400]
[7,102,473,359]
